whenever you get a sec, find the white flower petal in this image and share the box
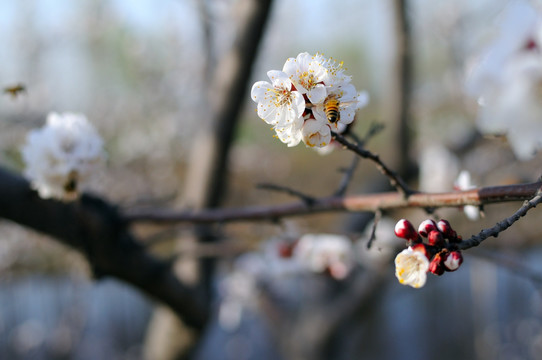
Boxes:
[394,247,430,289]
[267,70,291,89]
[251,81,271,103]
[307,84,327,104]
[302,118,331,147]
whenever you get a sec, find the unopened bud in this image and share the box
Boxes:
[428,230,445,247]
[418,219,437,237]
[444,251,463,271]
[437,219,454,238]
[411,243,430,260]
[429,253,445,276]
[395,219,418,241]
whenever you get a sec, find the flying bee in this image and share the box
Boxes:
[306,95,358,125]
[3,83,26,99]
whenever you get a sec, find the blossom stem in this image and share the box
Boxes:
[331,131,414,197]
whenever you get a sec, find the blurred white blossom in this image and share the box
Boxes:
[466,0,542,160]
[418,144,460,192]
[454,170,481,221]
[293,233,353,280]
[22,112,105,201]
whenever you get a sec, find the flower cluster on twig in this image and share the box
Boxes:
[251,52,368,148]
[394,218,464,288]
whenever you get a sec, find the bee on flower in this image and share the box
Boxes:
[251,52,369,148]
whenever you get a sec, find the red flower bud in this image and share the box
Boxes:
[428,230,445,247]
[418,219,437,238]
[429,253,445,276]
[437,219,454,238]
[444,251,463,271]
[395,219,418,241]
[411,243,431,260]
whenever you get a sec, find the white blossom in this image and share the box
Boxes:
[21,112,105,201]
[251,70,305,128]
[274,115,304,147]
[316,53,352,88]
[252,52,369,148]
[418,144,460,192]
[283,52,328,104]
[394,247,430,289]
[301,118,331,148]
[293,233,353,280]
[466,0,542,160]
[466,0,539,98]
[454,170,481,220]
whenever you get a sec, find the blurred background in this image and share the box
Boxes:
[2,0,542,359]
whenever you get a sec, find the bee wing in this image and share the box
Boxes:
[338,100,359,108]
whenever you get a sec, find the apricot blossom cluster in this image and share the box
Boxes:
[394,218,464,288]
[251,52,368,148]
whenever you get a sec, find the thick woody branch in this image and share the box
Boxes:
[125,182,542,224]
[0,167,207,330]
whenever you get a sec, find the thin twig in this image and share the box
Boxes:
[366,209,382,249]
[334,156,360,197]
[457,187,542,251]
[331,131,414,197]
[256,183,315,206]
[334,123,385,197]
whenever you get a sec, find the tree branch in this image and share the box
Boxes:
[0,167,207,330]
[331,131,414,196]
[457,187,542,251]
[124,181,542,224]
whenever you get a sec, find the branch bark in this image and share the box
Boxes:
[0,167,207,330]
[125,181,542,224]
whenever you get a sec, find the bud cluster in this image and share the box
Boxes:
[394,218,464,284]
